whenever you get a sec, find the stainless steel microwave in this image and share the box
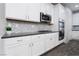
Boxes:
[40,12,51,23]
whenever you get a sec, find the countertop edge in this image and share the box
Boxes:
[1,31,59,39]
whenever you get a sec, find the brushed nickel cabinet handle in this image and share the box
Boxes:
[38,36,40,38]
[29,43,34,47]
[17,40,22,42]
[50,38,52,40]
[31,43,34,46]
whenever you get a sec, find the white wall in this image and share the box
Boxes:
[72,31,79,39]
[0,3,6,55]
[0,3,6,37]
[64,7,73,43]
[72,13,79,40]
[73,13,79,25]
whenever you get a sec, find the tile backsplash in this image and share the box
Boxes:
[6,20,55,33]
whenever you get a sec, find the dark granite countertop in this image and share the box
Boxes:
[1,31,59,39]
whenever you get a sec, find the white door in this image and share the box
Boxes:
[27,4,40,22]
[46,4,51,15]
[51,33,59,46]
[5,44,29,56]
[56,4,65,20]
[45,34,52,51]
[40,3,47,13]
[31,35,45,56]
[6,3,27,20]
[45,33,59,51]
[59,4,65,19]
[4,36,31,56]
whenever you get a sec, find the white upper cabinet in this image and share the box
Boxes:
[54,4,65,20]
[49,4,54,24]
[40,3,54,24]
[40,4,47,13]
[47,4,54,24]
[46,4,51,15]
[6,3,40,22]
[6,3,54,23]
[27,3,40,22]
[31,35,45,56]
[59,4,65,20]
[5,3,27,20]
[40,3,52,15]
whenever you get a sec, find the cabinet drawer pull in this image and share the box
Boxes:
[29,43,31,47]
[29,43,34,47]
[32,43,34,46]
[17,40,22,42]
[50,38,52,40]
[38,36,40,38]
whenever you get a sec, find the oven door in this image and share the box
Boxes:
[59,20,64,40]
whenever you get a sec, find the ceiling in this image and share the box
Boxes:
[62,3,79,13]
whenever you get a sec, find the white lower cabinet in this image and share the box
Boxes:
[4,36,31,56]
[4,32,60,56]
[45,33,59,51]
[45,34,53,51]
[31,35,45,56]
[5,44,29,56]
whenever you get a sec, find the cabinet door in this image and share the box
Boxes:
[59,4,65,19]
[51,33,59,46]
[40,3,47,13]
[4,44,30,56]
[45,34,52,51]
[54,4,65,20]
[40,3,51,14]
[6,3,27,20]
[55,4,65,19]
[46,4,51,15]
[31,35,45,56]
[50,4,54,24]
[45,33,59,51]
[4,36,31,56]
[27,4,40,22]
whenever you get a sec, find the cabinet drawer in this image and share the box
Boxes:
[32,34,49,42]
[4,37,25,46]
[31,35,41,42]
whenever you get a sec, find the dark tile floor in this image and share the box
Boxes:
[42,40,79,56]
